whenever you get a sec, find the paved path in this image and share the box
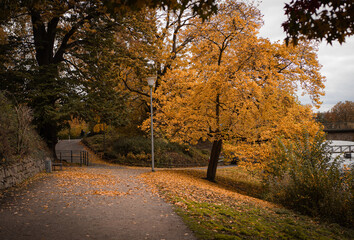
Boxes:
[0,140,196,240]
[56,139,86,151]
[55,139,86,163]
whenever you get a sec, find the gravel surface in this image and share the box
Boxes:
[0,140,196,240]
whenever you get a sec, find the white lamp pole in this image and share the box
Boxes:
[147,76,156,172]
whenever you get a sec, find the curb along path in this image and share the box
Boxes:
[0,140,196,240]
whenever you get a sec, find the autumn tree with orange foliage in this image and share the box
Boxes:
[328,101,354,127]
[117,2,205,131]
[146,0,325,181]
[317,101,354,129]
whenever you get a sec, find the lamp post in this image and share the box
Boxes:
[147,76,156,172]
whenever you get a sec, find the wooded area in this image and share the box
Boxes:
[0,0,351,182]
[1,0,353,231]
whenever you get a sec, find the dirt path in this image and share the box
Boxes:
[0,140,196,240]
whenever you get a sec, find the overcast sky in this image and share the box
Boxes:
[257,1,354,112]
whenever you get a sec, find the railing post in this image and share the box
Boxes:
[87,152,89,166]
[71,150,73,163]
[80,151,82,166]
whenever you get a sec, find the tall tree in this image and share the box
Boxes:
[1,1,114,155]
[119,0,204,126]
[148,0,325,181]
[0,0,218,155]
[113,1,209,133]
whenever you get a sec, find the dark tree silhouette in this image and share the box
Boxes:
[283,0,354,45]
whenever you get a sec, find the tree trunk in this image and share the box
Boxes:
[31,65,60,160]
[37,119,58,160]
[30,11,66,160]
[206,139,223,182]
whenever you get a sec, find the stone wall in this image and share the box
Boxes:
[0,156,45,190]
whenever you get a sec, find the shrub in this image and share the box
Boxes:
[83,134,208,167]
[264,130,353,227]
[0,92,17,160]
[0,92,48,164]
[112,136,151,155]
[82,134,105,152]
[14,104,34,155]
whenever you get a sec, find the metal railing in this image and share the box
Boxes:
[56,150,89,166]
[326,145,354,159]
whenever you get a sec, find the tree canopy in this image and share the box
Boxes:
[317,101,354,129]
[1,0,327,181]
[0,0,152,154]
[145,0,325,181]
[283,0,354,45]
[0,0,219,155]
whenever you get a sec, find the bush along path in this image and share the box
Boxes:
[0,140,195,240]
[81,134,209,168]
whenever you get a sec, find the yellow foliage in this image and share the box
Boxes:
[93,123,107,133]
[92,115,108,133]
[59,117,89,138]
[141,0,325,170]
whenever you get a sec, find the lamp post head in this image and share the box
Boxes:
[147,76,157,88]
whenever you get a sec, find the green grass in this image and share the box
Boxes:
[215,168,263,199]
[143,167,354,240]
[175,200,354,240]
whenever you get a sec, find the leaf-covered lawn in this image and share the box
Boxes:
[142,168,354,240]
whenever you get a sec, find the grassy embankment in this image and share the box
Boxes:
[142,168,354,240]
[82,134,209,167]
